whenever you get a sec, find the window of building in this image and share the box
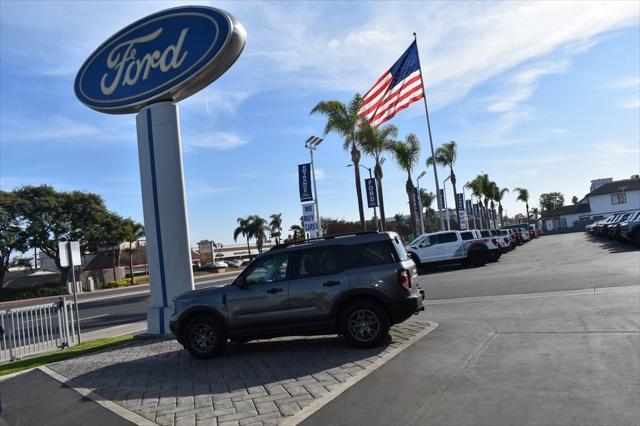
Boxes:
[611,193,627,205]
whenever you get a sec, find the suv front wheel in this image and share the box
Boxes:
[340,301,390,348]
[183,314,226,359]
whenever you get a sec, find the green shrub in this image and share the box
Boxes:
[0,283,67,302]
[102,278,140,289]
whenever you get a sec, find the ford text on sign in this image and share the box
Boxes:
[75,6,246,114]
[365,178,378,208]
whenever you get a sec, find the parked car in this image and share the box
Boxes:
[170,231,425,358]
[594,215,620,235]
[603,213,631,238]
[619,211,640,244]
[225,259,243,268]
[490,229,512,253]
[477,230,503,261]
[214,261,229,268]
[407,230,489,268]
[586,215,614,233]
[518,227,531,242]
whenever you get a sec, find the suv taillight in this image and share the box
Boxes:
[504,238,510,244]
[397,269,411,292]
[491,238,498,247]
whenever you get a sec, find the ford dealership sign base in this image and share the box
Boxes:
[75,6,246,334]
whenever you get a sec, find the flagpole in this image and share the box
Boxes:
[413,32,444,231]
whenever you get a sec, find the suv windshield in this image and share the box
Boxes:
[460,231,475,241]
[480,230,491,238]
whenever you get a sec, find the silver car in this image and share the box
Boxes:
[170,232,425,358]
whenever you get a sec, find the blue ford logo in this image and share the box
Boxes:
[75,6,246,114]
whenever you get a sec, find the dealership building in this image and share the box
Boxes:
[543,175,640,231]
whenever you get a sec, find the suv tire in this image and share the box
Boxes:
[183,314,226,359]
[340,300,390,348]
[468,250,488,267]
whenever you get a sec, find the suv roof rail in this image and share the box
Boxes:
[268,231,383,251]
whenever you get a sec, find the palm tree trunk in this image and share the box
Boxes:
[499,204,504,228]
[351,143,366,230]
[112,247,117,282]
[526,203,530,226]
[450,169,461,230]
[129,241,135,284]
[246,237,251,258]
[406,175,417,236]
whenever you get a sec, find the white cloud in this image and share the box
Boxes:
[314,168,326,180]
[186,180,235,197]
[592,142,640,157]
[183,131,247,151]
[616,98,640,109]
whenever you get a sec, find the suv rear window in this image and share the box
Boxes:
[460,231,474,241]
[343,240,398,268]
[480,230,492,237]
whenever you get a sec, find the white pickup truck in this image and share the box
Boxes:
[407,230,490,268]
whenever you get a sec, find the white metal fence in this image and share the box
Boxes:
[0,298,78,362]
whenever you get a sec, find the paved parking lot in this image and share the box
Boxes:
[418,232,639,299]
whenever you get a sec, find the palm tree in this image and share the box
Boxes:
[492,186,509,228]
[233,217,253,258]
[311,94,367,230]
[530,207,540,229]
[427,141,461,230]
[360,122,398,231]
[388,133,421,237]
[269,213,283,244]
[514,187,530,225]
[121,219,144,283]
[420,189,436,232]
[289,225,304,242]
[248,215,269,254]
[487,181,498,229]
[464,178,484,229]
[477,174,492,229]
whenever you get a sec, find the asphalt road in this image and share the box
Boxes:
[79,232,639,335]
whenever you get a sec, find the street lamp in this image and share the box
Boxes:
[347,163,379,230]
[305,136,323,237]
[442,175,452,231]
[416,171,427,234]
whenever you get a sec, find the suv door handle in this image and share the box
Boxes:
[266,288,283,294]
[323,280,340,287]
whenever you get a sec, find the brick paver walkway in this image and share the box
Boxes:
[49,321,433,426]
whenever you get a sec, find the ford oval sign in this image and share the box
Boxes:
[75,6,246,114]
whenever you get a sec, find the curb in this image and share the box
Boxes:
[281,321,439,426]
[39,365,157,425]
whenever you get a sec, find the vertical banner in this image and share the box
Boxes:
[438,188,445,210]
[298,163,313,202]
[459,211,468,230]
[365,178,379,208]
[466,199,472,215]
[456,193,465,211]
[302,203,319,238]
[198,241,214,267]
[413,187,421,214]
[473,203,479,217]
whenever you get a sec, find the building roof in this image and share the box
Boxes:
[586,177,640,197]
[542,204,591,218]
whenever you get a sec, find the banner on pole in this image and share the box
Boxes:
[302,203,319,238]
[466,199,472,215]
[365,178,378,208]
[298,163,313,202]
[456,193,464,211]
[413,187,421,213]
[438,189,445,210]
[473,203,479,216]
[460,211,468,230]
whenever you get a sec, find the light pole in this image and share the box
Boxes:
[305,136,323,237]
[416,171,427,234]
[348,163,379,230]
[442,175,452,231]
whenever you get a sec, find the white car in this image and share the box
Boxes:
[407,230,490,267]
[226,259,242,268]
[214,261,229,268]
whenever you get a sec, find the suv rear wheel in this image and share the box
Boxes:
[340,301,390,348]
[183,314,226,359]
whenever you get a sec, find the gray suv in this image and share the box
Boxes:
[170,232,425,358]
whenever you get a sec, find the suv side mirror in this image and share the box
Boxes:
[235,275,248,289]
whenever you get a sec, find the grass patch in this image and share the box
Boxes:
[0,335,134,377]
[0,283,67,302]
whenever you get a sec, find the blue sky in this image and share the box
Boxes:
[1,1,639,245]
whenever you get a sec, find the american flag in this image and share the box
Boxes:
[357,41,424,127]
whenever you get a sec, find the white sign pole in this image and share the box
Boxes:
[59,241,82,343]
[136,101,194,335]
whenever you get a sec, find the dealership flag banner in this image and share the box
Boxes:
[466,199,472,215]
[413,187,421,214]
[365,178,379,208]
[298,163,313,202]
[456,193,465,211]
[437,189,445,210]
[473,203,479,216]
